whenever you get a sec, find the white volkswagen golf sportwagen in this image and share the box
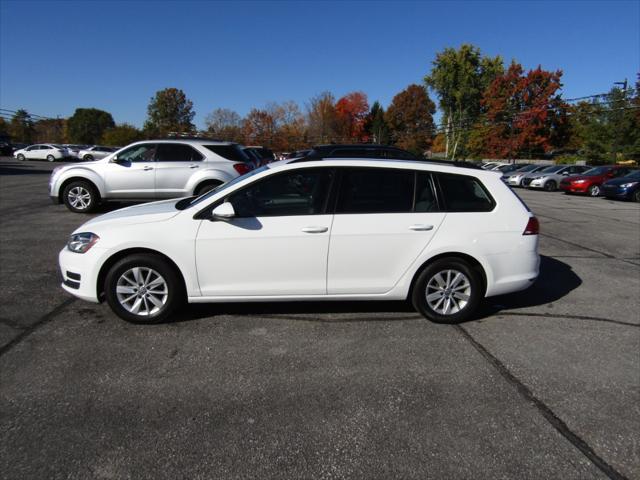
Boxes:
[59,158,540,324]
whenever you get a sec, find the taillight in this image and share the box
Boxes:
[523,216,539,235]
[233,163,252,175]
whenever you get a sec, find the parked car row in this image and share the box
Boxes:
[502,163,639,201]
[12,143,119,162]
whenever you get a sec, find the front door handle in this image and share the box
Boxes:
[189,164,199,169]
[409,224,434,231]
[143,166,154,171]
[301,226,328,233]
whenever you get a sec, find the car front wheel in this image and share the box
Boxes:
[46,154,55,162]
[62,180,98,213]
[17,154,25,161]
[633,190,640,203]
[412,258,482,324]
[588,184,601,196]
[83,155,93,161]
[544,180,557,191]
[105,254,184,324]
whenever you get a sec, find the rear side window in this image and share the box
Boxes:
[336,168,414,214]
[204,145,251,163]
[436,173,495,212]
[157,143,203,162]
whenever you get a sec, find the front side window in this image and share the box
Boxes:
[336,168,414,214]
[117,144,157,163]
[227,168,333,217]
[436,173,495,212]
[157,143,203,162]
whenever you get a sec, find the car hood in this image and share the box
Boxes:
[81,198,181,229]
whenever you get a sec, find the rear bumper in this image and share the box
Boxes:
[484,247,540,297]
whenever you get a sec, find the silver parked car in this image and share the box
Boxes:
[77,146,119,161]
[504,165,548,187]
[49,139,256,213]
[524,164,591,191]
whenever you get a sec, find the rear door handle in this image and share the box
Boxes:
[189,164,199,169]
[409,224,434,231]
[301,226,328,233]
[143,166,154,171]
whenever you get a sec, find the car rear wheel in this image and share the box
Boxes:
[83,154,93,161]
[62,180,98,213]
[588,184,601,196]
[46,154,55,162]
[544,180,557,191]
[17,154,25,161]
[194,181,222,196]
[105,254,184,324]
[412,258,482,324]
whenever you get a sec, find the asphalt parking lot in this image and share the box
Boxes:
[0,157,638,479]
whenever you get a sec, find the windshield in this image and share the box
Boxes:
[539,165,563,174]
[622,170,640,180]
[515,164,539,172]
[176,165,269,210]
[583,167,610,176]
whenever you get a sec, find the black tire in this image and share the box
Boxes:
[411,257,483,324]
[543,180,557,192]
[194,181,222,196]
[633,190,640,203]
[17,153,25,161]
[588,184,601,197]
[46,154,55,162]
[83,154,93,161]
[105,254,184,324]
[62,180,99,213]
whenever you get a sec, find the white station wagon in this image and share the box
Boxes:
[59,158,540,324]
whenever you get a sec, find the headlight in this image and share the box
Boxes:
[573,179,586,184]
[620,182,638,188]
[67,232,99,253]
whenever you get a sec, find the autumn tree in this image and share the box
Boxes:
[101,124,143,146]
[481,62,569,158]
[34,118,66,143]
[306,92,338,143]
[335,91,369,141]
[144,88,195,136]
[365,101,390,144]
[425,44,503,159]
[8,109,35,143]
[67,108,115,144]
[242,109,276,146]
[204,108,243,142]
[385,84,436,155]
[266,101,307,150]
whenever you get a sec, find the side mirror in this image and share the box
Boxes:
[211,202,235,220]
[111,156,126,164]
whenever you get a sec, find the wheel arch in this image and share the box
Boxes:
[96,247,188,302]
[407,252,488,301]
[57,176,102,204]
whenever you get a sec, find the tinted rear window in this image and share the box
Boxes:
[336,168,414,214]
[436,173,495,212]
[204,145,251,162]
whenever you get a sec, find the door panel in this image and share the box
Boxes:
[154,143,203,198]
[196,215,332,296]
[104,144,157,198]
[327,212,445,294]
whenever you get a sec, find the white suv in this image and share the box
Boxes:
[49,139,254,213]
[59,158,540,324]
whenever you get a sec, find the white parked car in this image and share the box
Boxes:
[14,144,70,162]
[59,158,540,324]
[77,145,118,161]
[49,139,255,213]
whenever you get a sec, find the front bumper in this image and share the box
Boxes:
[559,182,588,193]
[601,185,633,199]
[527,179,546,189]
[59,246,110,303]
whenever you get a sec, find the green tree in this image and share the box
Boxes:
[9,109,35,143]
[101,124,143,146]
[366,101,390,144]
[385,84,436,156]
[144,87,195,136]
[425,44,503,159]
[67,108,115,144]
[34,118,66,143]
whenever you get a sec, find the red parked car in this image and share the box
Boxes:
[559,165,636,196]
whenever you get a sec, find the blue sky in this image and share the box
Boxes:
[1,0,638,129]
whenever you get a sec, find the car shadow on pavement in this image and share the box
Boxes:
[170,255,579,324]
[475,255,582,319]
[0,164,54,175]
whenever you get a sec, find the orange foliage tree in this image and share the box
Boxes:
[335,91,370,142]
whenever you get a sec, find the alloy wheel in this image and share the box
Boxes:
[116,267,168,316]
[425,269,471,315]
[67,186,92,210]
[589,185,600,196]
